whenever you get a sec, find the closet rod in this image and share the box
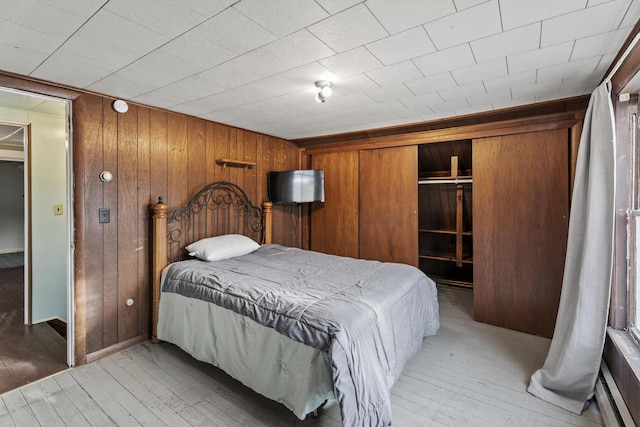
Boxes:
[418,178,473,185]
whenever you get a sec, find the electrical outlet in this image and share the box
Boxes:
[99,208,110,223]
[53,203,63,215]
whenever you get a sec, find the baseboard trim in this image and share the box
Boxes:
[0,249,24,255]
[85,334,148,364]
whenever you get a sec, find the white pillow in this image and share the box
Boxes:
[185,234,260,261]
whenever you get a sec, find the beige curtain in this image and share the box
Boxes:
[527,81,616,413]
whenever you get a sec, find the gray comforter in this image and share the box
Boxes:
[163,244,439,426]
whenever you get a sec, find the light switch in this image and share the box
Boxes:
[53,203,63,215]
[99,208,110,223]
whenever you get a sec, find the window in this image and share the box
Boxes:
[631,110,640,341]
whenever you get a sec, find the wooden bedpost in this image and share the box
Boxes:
[151,197,168,342]
[262,201,273,244]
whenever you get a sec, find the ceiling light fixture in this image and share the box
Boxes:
[315,80,332,103]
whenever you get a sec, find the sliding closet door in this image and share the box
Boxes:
[473,129,570,337]
[310,151,359,258]
[359,145,418,266]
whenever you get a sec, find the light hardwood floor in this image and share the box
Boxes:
[0,285,604,426]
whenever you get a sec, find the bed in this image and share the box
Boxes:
[151,181,440,426]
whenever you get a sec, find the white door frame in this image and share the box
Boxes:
[0,88,74,367]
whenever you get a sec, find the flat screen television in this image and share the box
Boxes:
[267,169,325,203]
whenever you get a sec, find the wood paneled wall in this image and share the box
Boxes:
[72,93,302,363]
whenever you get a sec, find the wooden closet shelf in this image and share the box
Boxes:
[419,228,472,236]
[419,254,473,264]
[216,159,256,168]
[430,276,474,288]
[418,176,472,185]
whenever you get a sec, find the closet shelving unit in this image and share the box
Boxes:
[418,140,473,288]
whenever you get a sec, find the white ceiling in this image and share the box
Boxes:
[1,0,638,140]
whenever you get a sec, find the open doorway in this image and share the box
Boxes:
[0,88,73,393]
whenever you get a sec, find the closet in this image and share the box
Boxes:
[308,109,580,338]
[417,140,473,288]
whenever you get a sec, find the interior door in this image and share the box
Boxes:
[359,145,418,266]
[473,129,570,338]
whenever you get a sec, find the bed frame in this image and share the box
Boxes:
[150,181,273,340]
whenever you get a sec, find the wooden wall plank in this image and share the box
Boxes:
[73,93,104,362]
[187,117,206,242]
[116,104,139,342]
[101,98,119,350]
[149,111,168,207]
[136,107,151,337]
[167,115,188,241]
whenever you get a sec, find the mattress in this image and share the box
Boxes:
[159,244,439,425]
[158,287,334,419]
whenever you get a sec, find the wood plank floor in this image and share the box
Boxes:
[0,266,68,395]
[0,285,604,426]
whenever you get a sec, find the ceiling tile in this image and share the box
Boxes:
[365,0,455,34]
[62,10,169,66]
[621,0,640,26]
[428,98,470,113]
[331,74,380,95]
[405,72,458,95]
[424,1,501,50]
[197,50,291,90]
[2,0,93,39]
[511,80,564,100]
[133,49,207,79]
[397,92,444,109]
[453,0,488,10]
[0,17,65,54]
[455,103,493,116]
[233,0,328,37]
[261,30,335,67]
[110,62,184,89]
[438,81,486,102]
[451,58,508,85]
[571,28,632,60]
[366,27,437,65]
[541,1,632,47]
[88,74,158,99]
[413,44,476,77]
[174,0,238,17]
[33,50,121,88]
[162,32,236,69]
[193,85,274,112]
[315,0,361,14]
[365,84,415,102]
[320,47,384,78]
[365,99,409,115]
[151,75,227,102]
[0,38,52,76]
[366,61,423,86]
[466,88,513,106]
[507,42,574,75]
[247,62,338,98]
[105,0,209,38]
[470,24,540,63]
[308,4,389,53]
[500,0,587,30]
[131,91,184,109]
[483,70,537,92]
[194,7,277,54]
[536,57,602,84]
